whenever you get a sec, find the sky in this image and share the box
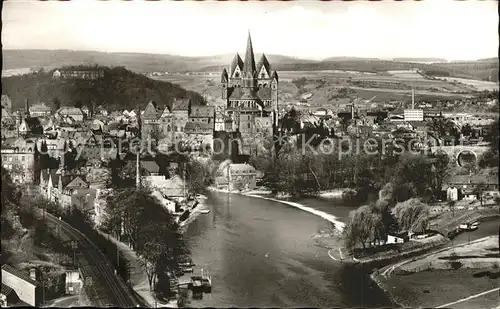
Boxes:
[2,0,498,61]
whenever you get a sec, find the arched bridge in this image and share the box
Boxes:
[429,145,490,166]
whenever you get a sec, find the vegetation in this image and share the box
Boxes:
[478,118,499,168]
[1,65,205,111]
[102,187,189,293]
[3,50,497,81]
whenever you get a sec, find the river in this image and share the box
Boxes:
[183,192,393,308]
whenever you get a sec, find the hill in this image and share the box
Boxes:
[1,65,205,111]
[2,49,498,82]
[392,57,447,63]
[1,49,316,75]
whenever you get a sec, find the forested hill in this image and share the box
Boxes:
[1,65,205,111]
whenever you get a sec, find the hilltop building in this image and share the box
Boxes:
[220,31,279,155]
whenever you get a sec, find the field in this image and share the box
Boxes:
[2,68,32,77]
[437,77,499,91]
[153,69,482,110]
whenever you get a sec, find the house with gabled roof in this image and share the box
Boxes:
[18,117,43,136]
[29,102,52,117]
[171,99,191,140]
[1,264,41,307]
[56,107,84,122]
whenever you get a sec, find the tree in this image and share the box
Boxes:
[103,188,189,291]
[52,97,61,111]
[473,183,488,207]
[392,198,430,233]
[1,167,21,217]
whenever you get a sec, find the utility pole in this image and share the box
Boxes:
[412,85,415,109]
[71,241,77,266]
[135,150,140,189]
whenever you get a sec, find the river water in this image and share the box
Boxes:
[183,192,393,308]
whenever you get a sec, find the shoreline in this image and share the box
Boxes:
[208,187,346,231]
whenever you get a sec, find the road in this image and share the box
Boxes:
[42,211,143,307]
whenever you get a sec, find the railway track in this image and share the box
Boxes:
[42,211,143,307]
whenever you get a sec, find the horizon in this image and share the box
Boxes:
[2,0,498,61]
[2,48,497,63]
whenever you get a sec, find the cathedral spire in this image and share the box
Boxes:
[243,30,256,75]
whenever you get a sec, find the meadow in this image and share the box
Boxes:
[154,69,480,109]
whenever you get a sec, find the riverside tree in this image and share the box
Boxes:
[103,187,189,291]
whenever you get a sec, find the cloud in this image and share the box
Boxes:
[2,1,497,60]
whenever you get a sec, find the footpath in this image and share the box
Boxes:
[97,231,178,308]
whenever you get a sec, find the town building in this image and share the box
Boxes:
[171,99,191,142]
[404,109,424,122]
[56,107,84,122]
[54,69,104,80]
[1,264,42,307]
[1,95,12,112]
[224,163,257,191]
[18,117,43,136]
[65,269,84,295]
[1,137,37,184]
[29,103,52,118]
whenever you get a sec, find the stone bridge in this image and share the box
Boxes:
[429,145,490,166]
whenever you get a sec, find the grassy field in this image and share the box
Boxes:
[383,268,499,308]
[154,69,479,109]
[437,77,499,91]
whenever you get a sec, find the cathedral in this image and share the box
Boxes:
[218,32,279,146]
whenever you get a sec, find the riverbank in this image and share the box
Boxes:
[376,236,500,308]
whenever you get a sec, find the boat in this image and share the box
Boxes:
[189,276,203,290]
[200,209,210,214]
[201,268,212,292]
[196,194,208,200]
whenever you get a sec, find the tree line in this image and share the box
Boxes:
[101,187,189,294]
[1,65,205,112]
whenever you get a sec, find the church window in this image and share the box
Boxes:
[167,125,171,132]
[261,73,265,78]
[263,83,267,88]
[234,72,240,78]
[248,123,251,129]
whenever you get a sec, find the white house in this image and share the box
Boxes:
[386,233,408,244]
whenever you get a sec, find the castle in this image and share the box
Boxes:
[217,31,279,154]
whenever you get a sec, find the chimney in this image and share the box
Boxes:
[30,268,37,281]
[411,86,415,109]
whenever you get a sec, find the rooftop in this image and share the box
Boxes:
[1,264,39,286]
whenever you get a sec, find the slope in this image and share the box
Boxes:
[1,65,205,111]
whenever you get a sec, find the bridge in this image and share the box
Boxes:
[429,145,490,166]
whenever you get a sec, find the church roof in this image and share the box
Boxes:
[243,31,257,75]
[230,53,244,77]
[226,87,272,101]
[227,88,259,100]
[272,71,279,81]
[257,53,271,76]
[221,68,228,83]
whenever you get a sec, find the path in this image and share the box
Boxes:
[436,287,500,308]
[97,230,177,308]
[380,236,492,278]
